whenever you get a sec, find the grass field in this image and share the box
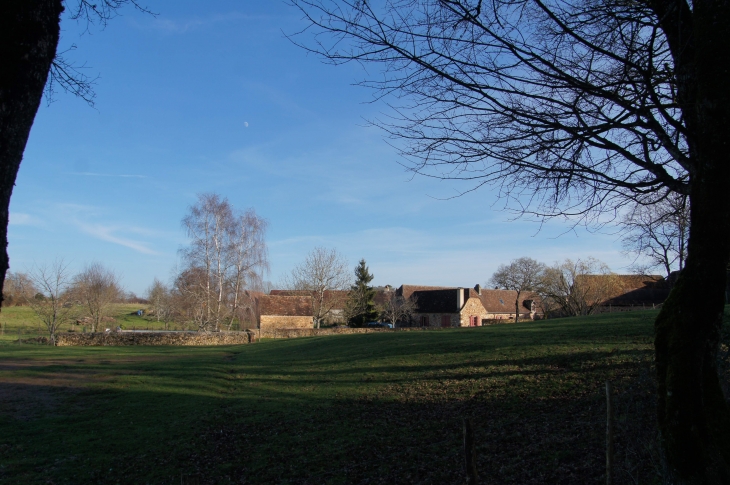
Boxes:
[0,310,673,484]
[0,304,180,343]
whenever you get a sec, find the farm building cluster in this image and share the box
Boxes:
[257,275,670,332]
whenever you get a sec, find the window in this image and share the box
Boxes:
[420,316,429,327]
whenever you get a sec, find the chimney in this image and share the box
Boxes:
[457,287,464,310]
[474,284,482,295]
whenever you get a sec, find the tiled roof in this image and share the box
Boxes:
[411,289,460,313]
[477,289,538,314]
[576,274,669,306]
[269,289,349,308]
[259,295,312,317]
[397,284,455,300]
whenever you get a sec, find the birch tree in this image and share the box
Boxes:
[180,193,268,331]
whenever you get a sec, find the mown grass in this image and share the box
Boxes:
[0,310,669,484]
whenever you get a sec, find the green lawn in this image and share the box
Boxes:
[0,310,671,484]
[0,304,181,343]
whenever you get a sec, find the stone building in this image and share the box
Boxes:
[474,286,540,321]
[258,295,313,330]
[397,284,540,327]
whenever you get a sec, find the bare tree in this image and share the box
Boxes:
[146,278,173,329]
[26,260,77,344]
[379,292,416,328]
[2,272,37,307]
[224,209,269,330]
[622,194,689,279]
[180,193,269,332]
[537,258,623,317]
[286,247,351,328]
[171,267,208,332]
[73,262,122,332]
[490,257,546,323]
[288,1,730,477]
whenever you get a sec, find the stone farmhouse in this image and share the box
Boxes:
[397,284,540,327]
[258,295,313,331]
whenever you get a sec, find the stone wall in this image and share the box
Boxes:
[256,326,465,339]
[260,315,313,330]
[414,313,459,328]
[459,297,490,326]
[55,330,255,347]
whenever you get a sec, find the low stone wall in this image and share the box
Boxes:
[55,330,256,347]
[255,326,465,339]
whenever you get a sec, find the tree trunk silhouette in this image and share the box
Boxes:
[0,1,63,305]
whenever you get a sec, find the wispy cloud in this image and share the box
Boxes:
[75,222,159,255]
[47,203,162,255]
[68,172,147,179]
[9,212,43,227]
[142,12,268,34]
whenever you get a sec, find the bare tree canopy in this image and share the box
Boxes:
[73,262,122,333]
[179,193,269,332]
[290,0,691,217]
[146,278,173,328]
[379,291,416,328]
[289,0,730,479]
[26,260,77,344]
[490,257,546,323]
[537,258,623,317]
[286,246,351,328]
[622,194,689,278]
[2,272,37,307]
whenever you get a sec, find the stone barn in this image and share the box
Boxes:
[258,295,313,330]
[398,285,489,327]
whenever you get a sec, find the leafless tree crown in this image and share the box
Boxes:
[73,261,122,332]
[621,193,689,278]
[45,1,154,106]
[289,0,689,222]
[286,246,351,327]
[27,260,78,343]
[178,193,269,331]
[490,257,546,322]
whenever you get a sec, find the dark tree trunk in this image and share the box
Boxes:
[0,1,63,305]
[654,2,730,482]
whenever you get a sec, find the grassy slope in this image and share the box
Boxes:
[0,311,663,484]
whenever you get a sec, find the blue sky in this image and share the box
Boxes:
[9,1,634,296]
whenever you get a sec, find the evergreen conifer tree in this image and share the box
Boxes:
[346,259,377,327]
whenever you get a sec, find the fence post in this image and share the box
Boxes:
[606,381,614,485]
[463,418,478,485]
